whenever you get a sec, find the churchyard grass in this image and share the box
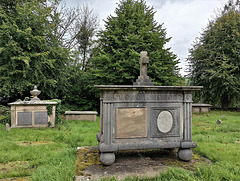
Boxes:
[0,118,100,180]
[0,111,240,180]
[103,111,240,181]
[124,111,240,181]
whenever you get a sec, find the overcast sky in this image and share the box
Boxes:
[63,0,228,75]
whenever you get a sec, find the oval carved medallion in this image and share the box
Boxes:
[157,111,173,133]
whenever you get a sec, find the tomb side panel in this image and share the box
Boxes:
[116,108,147,139]
[34,112,48,125]
[17,112,32,125]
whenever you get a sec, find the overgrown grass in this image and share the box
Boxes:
[0,118,100,180]
[1,111,240,180]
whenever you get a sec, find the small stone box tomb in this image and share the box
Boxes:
[8,86,57,128]
[65,111,98,121]
[192,103,212,113]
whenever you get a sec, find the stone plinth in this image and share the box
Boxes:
[95,85,203,165]
[9,101,57,128]
[65,111,98,121]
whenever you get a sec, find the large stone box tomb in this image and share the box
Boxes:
[95,51,202,165]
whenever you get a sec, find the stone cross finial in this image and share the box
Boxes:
[134,51,154,85]
[139,51,149,78]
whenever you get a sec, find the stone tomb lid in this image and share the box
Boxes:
[8,100,57,106]
[94,85,203,91]
[65,111,98,115]
[192,103,212,107]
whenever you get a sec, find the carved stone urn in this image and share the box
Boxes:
[30,85,41,101]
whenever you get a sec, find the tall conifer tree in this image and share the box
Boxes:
[91,0,180,85]
[0,0,70,99]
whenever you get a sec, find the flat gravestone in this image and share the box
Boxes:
[34,112,48,125]
[18,112,32,125]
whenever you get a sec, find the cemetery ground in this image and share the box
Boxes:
[0,111,240,180]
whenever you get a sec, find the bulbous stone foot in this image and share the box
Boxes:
[178,148,192,161]
[100,153,115,165]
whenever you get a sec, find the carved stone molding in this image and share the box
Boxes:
[104,91,184,102]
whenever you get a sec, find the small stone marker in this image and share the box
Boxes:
[216,119,222,124]
[6,123,10,131]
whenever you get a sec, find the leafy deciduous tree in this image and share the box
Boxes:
[53,2,99,70]
[0,0,70,100]
[187,0,240,110]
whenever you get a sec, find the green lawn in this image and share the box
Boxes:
[0,119,100,180]
[104,111,240,181]
[0,111,240,180]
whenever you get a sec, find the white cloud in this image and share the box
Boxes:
[63,0,229,75]
[92,0,118,27]
[149,0,228,75]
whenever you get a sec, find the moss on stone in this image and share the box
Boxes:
[75,147,101,176]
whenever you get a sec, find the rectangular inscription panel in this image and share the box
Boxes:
[34,112,48,125]
[116,108,147,139]
[18,112,32,125]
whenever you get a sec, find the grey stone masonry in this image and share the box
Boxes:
[95,85,202,165]
[192,103,212,113]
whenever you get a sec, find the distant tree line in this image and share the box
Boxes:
[0,0,181,111]
[1,0,239,111]
[187,0,240,110]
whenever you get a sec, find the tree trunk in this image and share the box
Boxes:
[221,93,230,111]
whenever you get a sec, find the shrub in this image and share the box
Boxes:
[0,105,10,125]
